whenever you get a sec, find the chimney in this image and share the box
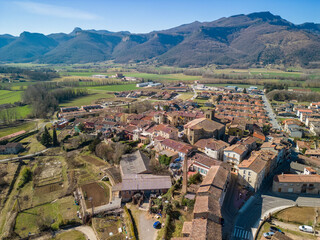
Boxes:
[182,156,188,194]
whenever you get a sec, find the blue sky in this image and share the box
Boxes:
[0,0,319,36]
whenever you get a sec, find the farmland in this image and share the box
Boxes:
[81,182,110,208]
[0,90,22,104]
[60,90,114,107]
[0,121,36,138]
[14,196,80,238]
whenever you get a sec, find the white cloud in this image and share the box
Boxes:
[14,1,101,20]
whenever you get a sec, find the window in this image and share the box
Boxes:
[243,170,246,174]
[248,177,251,183]
[248,172,251,176]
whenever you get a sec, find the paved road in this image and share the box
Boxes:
[0,148,49,163]
[262,94,281,130]
[191,86,197,100]
[272,219,320,237]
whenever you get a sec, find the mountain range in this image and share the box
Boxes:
[1,11,320,67]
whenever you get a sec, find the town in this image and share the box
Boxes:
[1,78,320,240]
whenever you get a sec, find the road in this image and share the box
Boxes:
[0,148,49,163]
[191,86,197,100]
[262,94,281,130]
[138,211,158,240]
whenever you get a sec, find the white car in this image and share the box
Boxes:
[299,225,313,233]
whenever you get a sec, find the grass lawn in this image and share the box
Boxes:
[0,90,22,104]
[14,196,80,238]
[0,121,36,138]
[60,91,114,107]
[274,207,320,226]
[54,230,86,240]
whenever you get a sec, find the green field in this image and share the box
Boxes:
[87,83,139,91]
[14,196,79,238]
[0,121,36,138]
[0,90,22,104]
[60,90,114,107]
[61,71,200,81]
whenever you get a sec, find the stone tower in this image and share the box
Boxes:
[205,109,215,120]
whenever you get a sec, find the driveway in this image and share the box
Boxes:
[138,211,158,240]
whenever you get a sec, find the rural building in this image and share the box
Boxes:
[120,150,151,176]
[272,174,320,194]
[112,174,172,202]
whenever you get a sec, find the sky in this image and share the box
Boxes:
[0,0,319,36]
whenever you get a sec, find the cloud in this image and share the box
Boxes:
[14,1,101,20]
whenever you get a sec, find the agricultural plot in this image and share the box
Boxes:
[0,90,22,104]
[0,162,19,208]
[81,155,107,167]
[88,83,139,91]
[14,196,80,238]
[93,216,125,240]
[59,91,114,107]
[0,121,36,138]
[54,230,86,240]
[81,182,110,208]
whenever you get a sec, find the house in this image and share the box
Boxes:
[295,141,313,152]
[223,144,248,172]
[305,149,320,158]
[120,150,151,176]
[188,153,222,176]
[147,124,178,140]
[272,174,320,194]
[309,121,320,136]
[194,138,229,160]
[112,174,172,202]
[157,139,194,160]
[0,143,24,155]
[184,117,225,145]
[240,136,257,152]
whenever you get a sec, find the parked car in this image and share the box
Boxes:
[270,226,282,233]
[153,221,161,229]
[299,225,313,233]
[263,232,274,239]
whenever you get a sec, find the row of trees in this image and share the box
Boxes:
[267,90,320,102]
[22,83,88,117]
[0,66,59,81]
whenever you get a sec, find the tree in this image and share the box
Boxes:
[88,137,101,152]
[40,127,52,147]
[159,155,171,166]
[243,88,247,94]
[52,127,59,146]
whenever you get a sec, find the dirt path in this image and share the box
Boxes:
[75,226,97,240]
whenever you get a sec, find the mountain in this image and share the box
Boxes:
[1,11,320,67]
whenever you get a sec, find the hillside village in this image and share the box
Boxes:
[1,82,320,240]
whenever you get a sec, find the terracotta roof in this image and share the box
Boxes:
[194,138,229,151]
[161,139,193,154]
[224,144,248,155]
[274,174,320,183]
[306,149,320,155]
[191,153,221,169]
[184,118,224,132]
[253,131,265,141]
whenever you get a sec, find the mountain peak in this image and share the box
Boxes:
[70,27,83,35]
[247,11,281,21]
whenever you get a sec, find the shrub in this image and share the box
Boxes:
[17,167,32,189]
